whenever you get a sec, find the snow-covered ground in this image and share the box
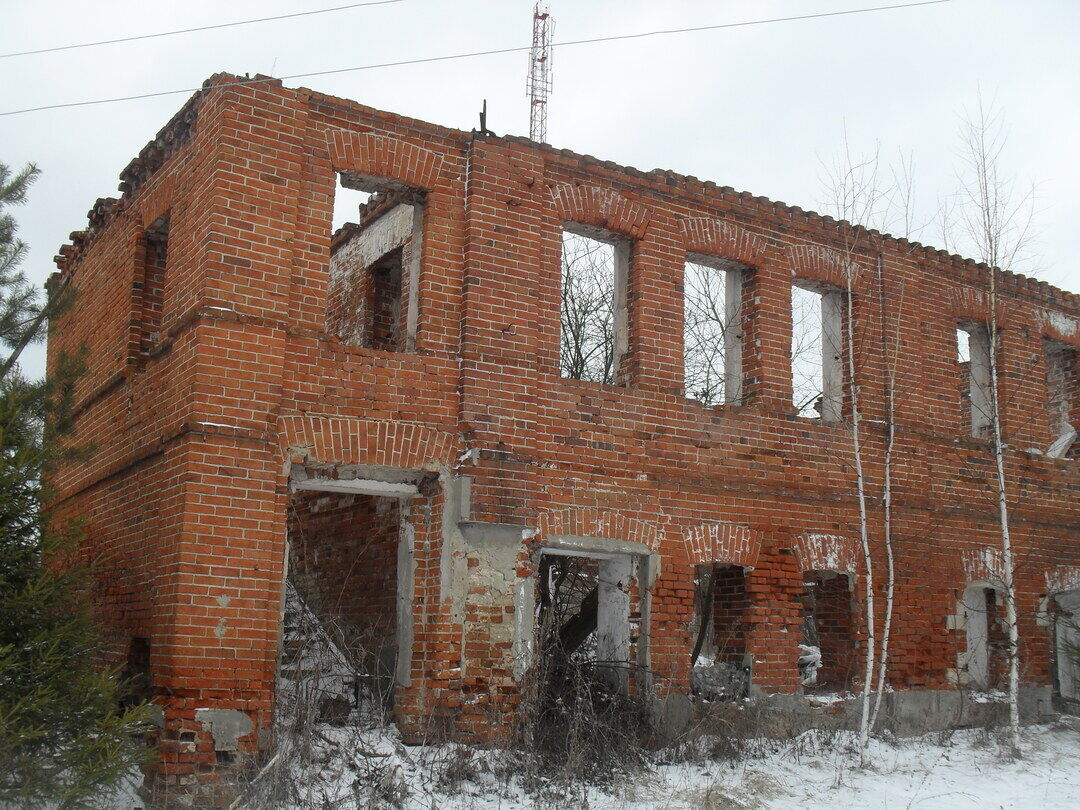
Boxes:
[258,718,1080,809]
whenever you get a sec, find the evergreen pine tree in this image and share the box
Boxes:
[0,161,153,807]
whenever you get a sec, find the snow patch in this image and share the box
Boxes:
[254,720,1080,809]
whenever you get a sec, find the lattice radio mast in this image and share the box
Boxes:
[526,3,554,143]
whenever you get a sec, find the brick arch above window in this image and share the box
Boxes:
[1037,309,1080,348]
[133,176,177,230]
[534,506,660,551]
[550,183,651,240]
[682,521,761,568]
[1045,564,1080,596]
[789,531,860,574]
[950,287,1005,325]
[786,244,865,289]
[325,129,446,191]
[960,545,1007,587]
[678,217,767,268]
[279,415,458,471]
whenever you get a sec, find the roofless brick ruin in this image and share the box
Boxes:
[48,74,1080,802]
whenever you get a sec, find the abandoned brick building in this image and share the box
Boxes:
[48,74,1080,794]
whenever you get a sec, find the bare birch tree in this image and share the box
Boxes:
[818,133,925,761]
[945,93,1037,753]
[819,140,883,764]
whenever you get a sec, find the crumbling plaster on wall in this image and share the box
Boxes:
[194,708,253,753]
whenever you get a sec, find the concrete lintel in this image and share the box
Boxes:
[293,477,419,497]
[292,462,430,487]
[459,520,530,546]
[543,534,654,560]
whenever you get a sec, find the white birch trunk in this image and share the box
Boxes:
[846,272,875,764]
[987,270,1021,752]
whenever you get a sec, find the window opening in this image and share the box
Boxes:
[800,571,855,693]
[535,551,638,697]
[957,322,993,438]
[120,637,153,708]
[1051,590,1080,702]
[792,283,843,421]
[283,487,406,721]
[957,328,971,364]
[560,227,628,384]
[961,584,1007,691]
[137,215,169,357]
[690,563,750,701]
[684,256,746,405]
[327,172,422,351]
[1044,339,1078,458]
[332,183,372,234]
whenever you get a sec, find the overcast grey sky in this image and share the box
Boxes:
[2,0,1077,377]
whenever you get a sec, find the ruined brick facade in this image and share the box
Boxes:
[47,74,1080,800]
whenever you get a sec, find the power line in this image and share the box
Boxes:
[0,1,951,118]
[0,0,405,60]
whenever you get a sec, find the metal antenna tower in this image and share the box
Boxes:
[526,3,554,143]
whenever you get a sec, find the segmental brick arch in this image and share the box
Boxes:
[961,545,1007,587]
[786,244,865,289]
[279,415,458,471]
[790,531,860,574]
[679,217,767,269]
[550,183,651,240]
[325,129,446,190]
[535,506,660,551]
[682,521,761,568]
